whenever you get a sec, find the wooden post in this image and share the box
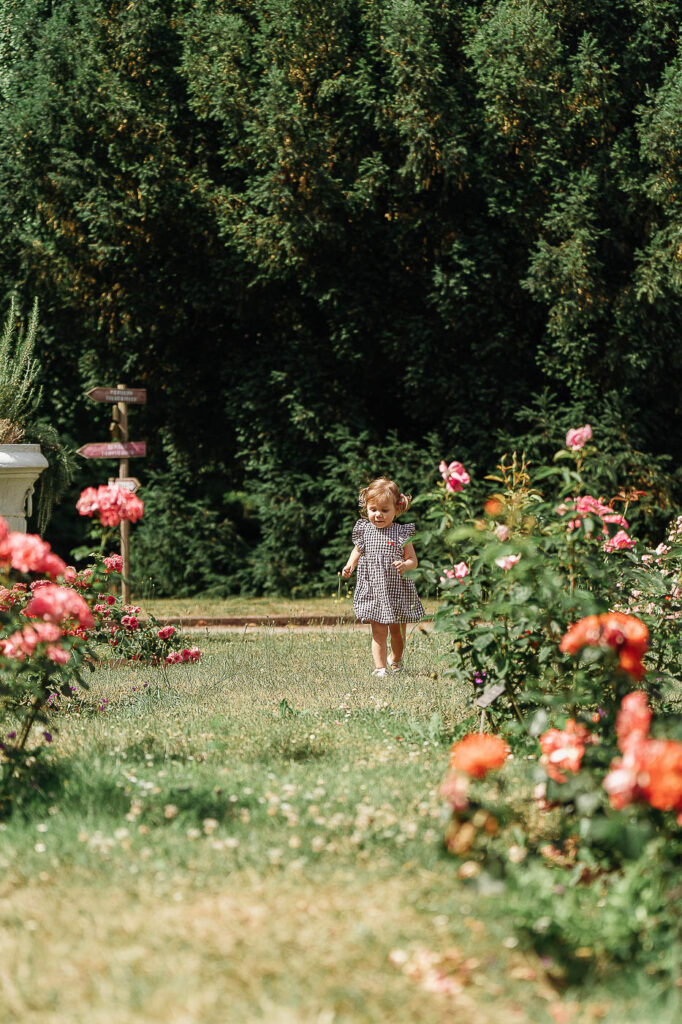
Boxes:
[117,384,131,604]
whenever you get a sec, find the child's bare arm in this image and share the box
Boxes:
[342,546,362,577]
[393,542,418,576]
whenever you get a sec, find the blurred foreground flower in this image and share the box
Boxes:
[449,733,510,779]
[539,720,596,784]
[604,692,682,822]
[560,612,648,680]
[0,517,67,578]
[25,583,94,629]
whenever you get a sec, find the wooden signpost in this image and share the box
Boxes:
[80,383,147,602]
[86,387,147,405]
[77,442,146,459]
[108,477,140,493]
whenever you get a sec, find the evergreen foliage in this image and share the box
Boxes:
[0,297,41,439]
[0,1,680,591]
[0,297,75,532]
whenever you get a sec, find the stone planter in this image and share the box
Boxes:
[0,444,48,533]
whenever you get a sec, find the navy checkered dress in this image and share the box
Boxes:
[352,519,425,624]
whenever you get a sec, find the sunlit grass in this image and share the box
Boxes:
[0,630,677,1023]
[137,594,439,620]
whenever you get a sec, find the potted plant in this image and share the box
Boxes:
[0,298,74,533]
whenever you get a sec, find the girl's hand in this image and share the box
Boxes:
[393,559,407,576]
[341,563,355,578]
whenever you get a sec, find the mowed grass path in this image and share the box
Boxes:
[0,629,670,1023]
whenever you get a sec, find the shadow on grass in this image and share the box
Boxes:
[1,755,130,820]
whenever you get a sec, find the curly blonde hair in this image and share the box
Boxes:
[358,477,412,518]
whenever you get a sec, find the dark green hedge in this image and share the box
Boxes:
[1,1,681,591]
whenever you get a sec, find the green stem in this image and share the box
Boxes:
[508,687,526,729]
[16,696,42,752]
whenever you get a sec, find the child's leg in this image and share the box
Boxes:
[370,622,389,669]
[388,623,406,664]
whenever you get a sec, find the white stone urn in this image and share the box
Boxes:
[0,444,48,533]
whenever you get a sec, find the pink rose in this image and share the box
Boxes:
[0,622,65,661]
[46,645,71,665]
[565,424,593,451]
[157,625,176,640]
[25,584,94,629]
[439,771,469,811]
[104,554,123,573]
[453,562,469,578]
[120,615,139,630]
[76,485,144,527]
[0,532,67,578]
[603,530,635,553]
[493,524,509,542]
[495,554,521,571]
[439,459,470,493]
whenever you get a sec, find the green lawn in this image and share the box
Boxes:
[0,631,676,1023]
[138,594,439,619]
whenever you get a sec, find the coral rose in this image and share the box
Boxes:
[604,735,682,817]
[539,720,594,784]
[640,740,682,815]
[560,612,648,679]
[616,691,652,752]
[449,733,510,779]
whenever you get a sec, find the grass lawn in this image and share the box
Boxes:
[0,629,677,1023]
[138,594,439,620]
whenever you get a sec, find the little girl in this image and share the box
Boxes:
[342,477,424,677]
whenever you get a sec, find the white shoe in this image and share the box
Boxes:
[388,656,403,672]
[372,668,387,678]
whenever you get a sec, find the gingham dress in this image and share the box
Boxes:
[352,519,425,624]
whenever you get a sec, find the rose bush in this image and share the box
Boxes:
[426,434,682,978]
[413,433,682,732]
[1,512,202,812]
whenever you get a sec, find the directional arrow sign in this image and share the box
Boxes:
[87,387,147,405]
[108,477,141,493]
[77,442,146,459]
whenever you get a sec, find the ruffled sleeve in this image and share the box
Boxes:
[352,519,367,553]
[398,522,416,545]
